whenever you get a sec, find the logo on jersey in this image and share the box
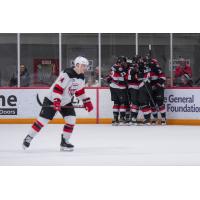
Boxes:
[68,81,79,96]
[60,77,64,83]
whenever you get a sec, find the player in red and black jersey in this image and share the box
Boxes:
[125,56,140,125]
[149,58,166,125]
[136,57,152,125]
[107,56,129,125]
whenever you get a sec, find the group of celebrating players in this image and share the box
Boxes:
[106,54,166,126]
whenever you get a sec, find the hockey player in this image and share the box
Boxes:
[149,58,166,125]
[137,57,152,125]
[107,56,129,125]
[22,56,93,151]
[125,56,140,125]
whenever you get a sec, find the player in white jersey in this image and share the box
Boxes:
[22,56,93,151]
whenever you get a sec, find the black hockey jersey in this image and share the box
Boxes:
[149,62,166,88]
[125,64,140,89]
[109,64,127,89]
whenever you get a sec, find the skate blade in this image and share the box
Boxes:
[129,123,138,126]
[143,123,151,126]
[60,147,74,152]
[151,122,156,125]
[124,123,132,126]
[112,123,119,126]
[136,123,143,126]
[161,123,167,126]
[118,123,127,126]
[22,144,28,150]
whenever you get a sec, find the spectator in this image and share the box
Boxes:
[85,66,100,87]
[94,66,99,84]
[0,70,1,86]
[9,64,31,87]
[85,74,99,87]
[174,58,193,86]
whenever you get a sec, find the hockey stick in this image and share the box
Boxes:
[148,44,152,59]
[145,44,160,111]
[142,79,161,115]
[36,94,85,109]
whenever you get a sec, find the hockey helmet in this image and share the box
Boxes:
[151,58,158,64]
[74,56,89,66]
[116,56,127,65]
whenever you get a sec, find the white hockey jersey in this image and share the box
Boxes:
[46,68,87,106]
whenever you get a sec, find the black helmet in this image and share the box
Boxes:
[143,56,148,64]
[132,55,141,64]
[116,56,127,64]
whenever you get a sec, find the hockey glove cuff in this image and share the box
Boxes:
[53,98,61,111]
[156,83,164,88]
[83,97,93,112]
[106,76,112,84]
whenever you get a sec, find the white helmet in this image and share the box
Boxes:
[74,56,89,66]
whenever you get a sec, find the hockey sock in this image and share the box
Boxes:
[29,117,48,138]
[119,104,126,119]
[63,123,74,142]
[161,113,166,120]
[125,107,131,120]
[141,105,151,120]
[159,105,166,120]
[131,112,138,119]
[113,104,119,120]
[151,107,158,119]
[144,113,151,120]
[130,104,139,119]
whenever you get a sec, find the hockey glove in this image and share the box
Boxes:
[156,83,164,88]
[53,98,61,111]
[106,76,112,84]
[83,97,93,112]
[120,72,126,77]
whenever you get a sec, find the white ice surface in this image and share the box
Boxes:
[0,124,200,165]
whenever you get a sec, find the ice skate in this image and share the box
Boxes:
[119,117,126,126]
[129,117,137,126]
[22,135,33,150]
[151,119,158,125]
[143,119,151,125]
[112,118,119,126]
[161,119,167,125]
[60,134,74,152]
[125,118,131,126]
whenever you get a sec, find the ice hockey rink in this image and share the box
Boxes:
[1,124,200,166]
